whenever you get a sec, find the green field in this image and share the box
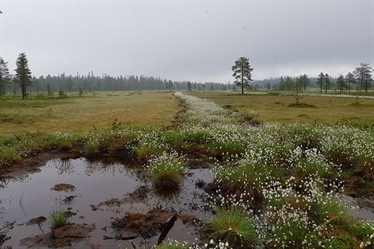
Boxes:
[189,92,374,127]
[2,92,373,139]
[0,92,178,137]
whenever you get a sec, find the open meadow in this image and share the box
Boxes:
[190,92,374,127]
[1,91,374,248]
[2,91,373,138]
[0,92,178,137]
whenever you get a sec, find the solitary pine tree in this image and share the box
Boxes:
[0,57,11,95]
[14,52,32,99]
[353,62,373,93]
[232,57,253,94]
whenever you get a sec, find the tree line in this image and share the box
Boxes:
[0,53,234,98]
[232,57,374,94]
[1,53,373,99]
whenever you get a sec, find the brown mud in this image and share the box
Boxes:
[51,183,76,192]
[19,223,95,248]
[0,149,78,178]
[110,209,177,240]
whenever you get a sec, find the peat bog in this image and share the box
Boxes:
[1,92,374,248]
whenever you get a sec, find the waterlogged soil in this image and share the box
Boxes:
[0,156,213,248]
[1,152,374,248]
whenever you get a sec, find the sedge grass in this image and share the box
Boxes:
[206,207,257,248]
[0,92,178,137]
[147,151,185,189]
[49,210,69,229]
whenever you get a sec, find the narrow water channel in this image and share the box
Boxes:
[0,158,214,248]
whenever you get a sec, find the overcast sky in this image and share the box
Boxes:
[0,0,373,83]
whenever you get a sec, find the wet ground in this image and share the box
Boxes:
[1,155,374,249]
[0,157,213,248]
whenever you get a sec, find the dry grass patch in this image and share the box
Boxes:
[0,92,178,137]
[189,92,374,126]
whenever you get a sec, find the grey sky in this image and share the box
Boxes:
[0,0,373,83]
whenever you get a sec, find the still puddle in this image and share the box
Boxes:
[0,158,214,248]
[342,195,374,221]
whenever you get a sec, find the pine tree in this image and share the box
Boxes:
[232,57,253,94]
[317,72,325,94]
[0,57,11,95]
[345,72,355,93]
[297,74,310,90]
[284,76,295,91]
[14,53,32,99]
[278,76,285,90]
[353,62,373,93]
[336,74,345,94]
[293,79,303,104]
[187,81,192,91]
[325,73,330,93]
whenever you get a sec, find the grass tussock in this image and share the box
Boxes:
[49,211,69,229]
[146,151,185,189]
[206,207,257,248]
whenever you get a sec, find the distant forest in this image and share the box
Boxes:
[1,54,372,96]
[1,72,372,96]
[6,72,232,94]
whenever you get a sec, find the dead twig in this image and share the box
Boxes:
[103,235,138,240]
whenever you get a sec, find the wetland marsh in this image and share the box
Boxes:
[1,92,374,248]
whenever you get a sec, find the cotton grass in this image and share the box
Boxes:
[174,92,374,248]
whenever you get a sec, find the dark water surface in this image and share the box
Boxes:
[0,158,213,248]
